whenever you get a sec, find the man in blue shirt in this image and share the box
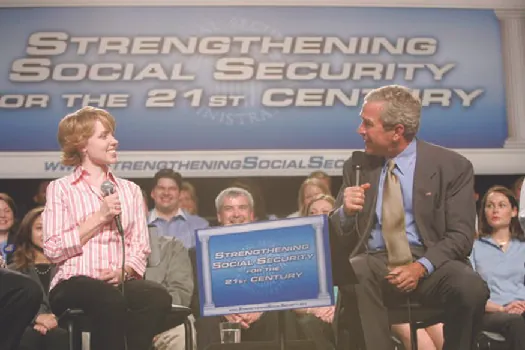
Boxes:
[330,85,488,350]
[148,169,209,249]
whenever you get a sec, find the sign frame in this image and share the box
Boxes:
[195,215,334,316]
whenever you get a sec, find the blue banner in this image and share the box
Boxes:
[195,216,333,316]
[0,7,506,152]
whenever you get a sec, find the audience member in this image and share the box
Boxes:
[179,181,200,216]
[29,180,51,211]
[140,192,196,350]
[149,169,209,249]
[194,187,298,349]
[289,178,330,218]
[295,194,337,350]
[230,178,278,221]
[146,224,196,350]
[511,176,524,201]
[308,171,332,195]
[0,193,17,263]
[0,254,42,350]
[10,207,68,350]
[306,194,335,216]
[470,185,525,349]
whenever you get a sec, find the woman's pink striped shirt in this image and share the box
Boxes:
[43,166,150,290]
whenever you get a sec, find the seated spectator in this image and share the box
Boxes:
[179,181,200,216]
[288,178,330,218]
[308,171,332,195]
[306,194,335,217]
[193,187,299,349]
[10,207,68,350]
[149,169,209,248]
[470,185,525,349]
[230,178,278,221]
[141,187,196,350]
[1,254,43,350]
[295,194,338,350]
[146,225,196,350]
[0,193,17,263]
[511,176,524,201]
[28,180,51,212]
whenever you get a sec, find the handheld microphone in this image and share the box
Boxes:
[352,151,365,187]
[348,150,369,258]
[101,180,124,237]
[101,180,127,306]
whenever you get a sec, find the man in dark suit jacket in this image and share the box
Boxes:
[0,256,43,350]
[330,85,489,350]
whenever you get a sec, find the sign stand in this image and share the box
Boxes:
[278,310,286,350]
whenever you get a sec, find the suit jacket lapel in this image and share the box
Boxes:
[413,140,438,242]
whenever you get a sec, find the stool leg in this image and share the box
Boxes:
[410,324,418,350]
[184,318,193,350]
[67,320,75,350]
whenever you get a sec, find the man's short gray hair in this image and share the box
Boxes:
[364,85,421,140]
[215,187,254,212]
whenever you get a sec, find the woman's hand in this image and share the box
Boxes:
[100,268,124,285]
[34,324,48,335]
[99,192,121,223]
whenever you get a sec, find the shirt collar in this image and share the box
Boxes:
[148,207,186,224]
[69,165,118,186]
[479,236,516,249]
[387,138,417,176]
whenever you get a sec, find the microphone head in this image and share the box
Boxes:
[101,180,115,197]
[352,151,365,169]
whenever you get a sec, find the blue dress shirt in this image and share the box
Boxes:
[470,238,525,306]
[368,140,433,273]
[148,208,209,249]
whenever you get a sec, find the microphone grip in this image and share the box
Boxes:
[355,166,361,187]
[114,215,124,237]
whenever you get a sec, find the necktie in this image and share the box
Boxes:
[382,159,412,267]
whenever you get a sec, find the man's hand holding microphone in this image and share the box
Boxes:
[342,183,371,216]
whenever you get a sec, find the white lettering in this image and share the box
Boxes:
[454,89,484,107]
[10,58,50,82]
[26,32,68,56]
[0,94,49,108]
[426,63,455,80]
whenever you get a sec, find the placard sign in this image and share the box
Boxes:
[195,215,333,316]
